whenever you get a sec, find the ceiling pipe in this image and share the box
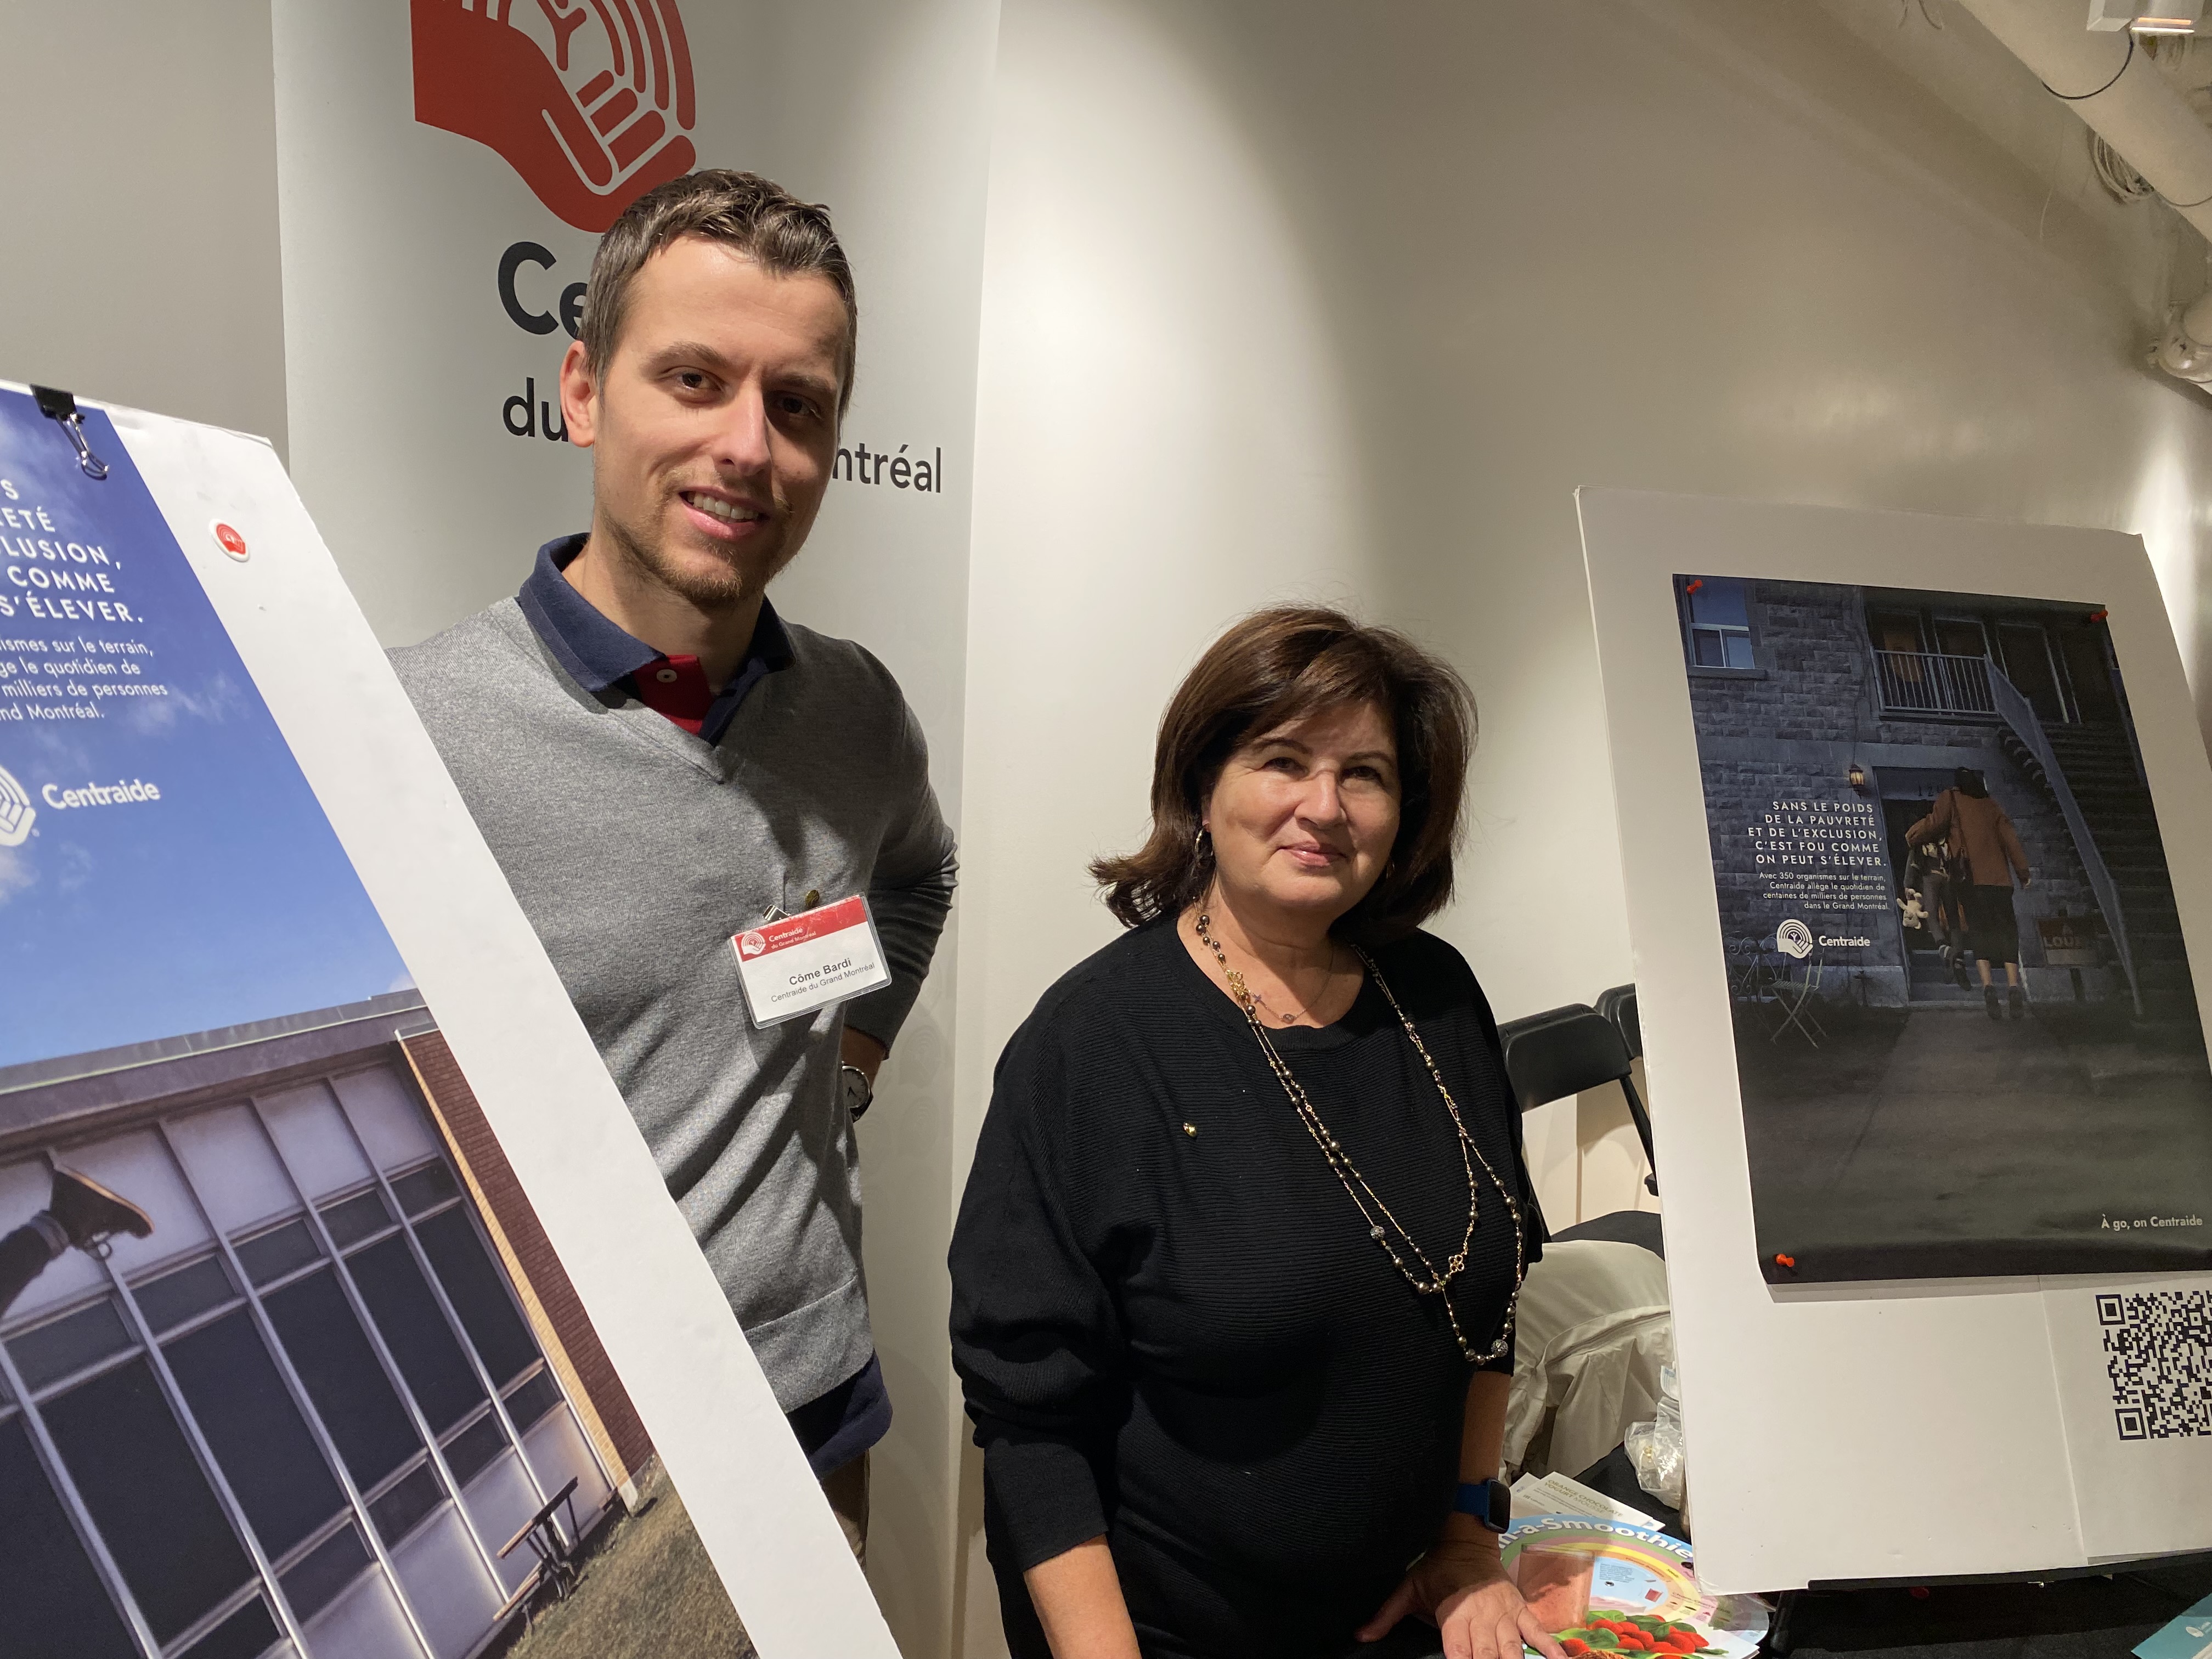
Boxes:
[1953,0,2212,241]
[1954,0,2212,372]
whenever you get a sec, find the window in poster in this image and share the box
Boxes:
[0,386,764,1658]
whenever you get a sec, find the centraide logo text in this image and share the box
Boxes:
[41,777,162,812]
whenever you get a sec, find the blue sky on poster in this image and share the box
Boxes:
[0,391,410,1068]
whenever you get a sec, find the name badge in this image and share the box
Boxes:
[731,895,892,1026]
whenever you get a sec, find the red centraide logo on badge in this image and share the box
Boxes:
[211,522,249,562]
[737,929,767,959]
[411,0,697,233]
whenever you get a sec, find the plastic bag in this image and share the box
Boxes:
[1623,1363,1686,1511]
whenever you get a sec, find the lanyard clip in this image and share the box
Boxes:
[31,386,110,481]
[761,888,824,924]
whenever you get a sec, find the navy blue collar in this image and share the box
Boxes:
[514,534,793,744]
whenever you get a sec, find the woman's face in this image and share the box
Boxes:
[1204,700,1402,928]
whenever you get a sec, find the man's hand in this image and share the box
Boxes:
[1357,1538,1567,1659]
[841,1028,887,1085]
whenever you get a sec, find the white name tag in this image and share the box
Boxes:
[731,895,893,1026]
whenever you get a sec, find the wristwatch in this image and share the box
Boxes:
[840,1063,875,1121]
[1455,1478,1511,1533]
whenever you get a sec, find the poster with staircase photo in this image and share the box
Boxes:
[1584,489,2212,1585]
[1677,574,2212,1284]
[0,381,880,1657]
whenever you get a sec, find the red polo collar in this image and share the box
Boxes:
[630,652,715,734]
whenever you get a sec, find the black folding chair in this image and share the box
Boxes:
[1595,983,1640,1063]
[1585,984,1661,1248]
[1498,1001,1657,1201]
[1500,1002,1667,1505]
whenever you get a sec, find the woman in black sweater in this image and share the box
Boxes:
[950,608,1558,1659]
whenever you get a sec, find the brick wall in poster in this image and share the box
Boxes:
[400,1029,656,1490]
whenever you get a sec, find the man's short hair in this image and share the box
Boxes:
[583,169,858,411]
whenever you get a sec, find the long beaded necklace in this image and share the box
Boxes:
[1194,910,1527,1364]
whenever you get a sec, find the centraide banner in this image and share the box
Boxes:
[273,0,988,650]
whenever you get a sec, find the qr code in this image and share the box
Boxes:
[2098,1290,2211,1441]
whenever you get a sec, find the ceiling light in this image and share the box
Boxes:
[2151,320,2212,381]
[2089,0,2203,29]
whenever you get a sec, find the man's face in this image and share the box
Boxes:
[562,235,849,610]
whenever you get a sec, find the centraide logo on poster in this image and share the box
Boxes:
[1776,918,1814,959]
[0,763,33,847]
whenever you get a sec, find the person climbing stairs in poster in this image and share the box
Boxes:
[1908,768,2033,1022]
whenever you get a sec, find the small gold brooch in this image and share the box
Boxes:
[1182,1122,1198,1138]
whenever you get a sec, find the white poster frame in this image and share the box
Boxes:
[1578,486,2212,1590]
[82,391,894,1658]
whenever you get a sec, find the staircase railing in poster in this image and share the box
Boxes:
[1870,648,1997,716]
[1987,668,2142,1018]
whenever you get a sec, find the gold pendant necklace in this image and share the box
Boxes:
[1251,948,1336,1026]
[1194,910,1527,1364]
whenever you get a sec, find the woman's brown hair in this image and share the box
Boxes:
[1092,606,1475,942]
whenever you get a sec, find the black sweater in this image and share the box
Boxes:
[949,921,1542,1659]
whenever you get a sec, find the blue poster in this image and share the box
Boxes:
[0,389,409,1066]
[0,391,704,1658]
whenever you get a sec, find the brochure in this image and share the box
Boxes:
[2136,1591,2212,1659]
[1511,1470,1663,1532]
[1503,1515,1768,1659]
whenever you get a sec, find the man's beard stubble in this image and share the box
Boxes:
[602,494,780,614]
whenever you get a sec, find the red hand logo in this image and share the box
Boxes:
[412,0,697,233]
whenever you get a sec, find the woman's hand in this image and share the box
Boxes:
[1356,1538,1567,1659]
[1025,1537,1143,1659]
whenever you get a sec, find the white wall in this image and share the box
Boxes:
[0,1,287,454]
[950,1,2212,1646]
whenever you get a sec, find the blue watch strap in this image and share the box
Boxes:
[1455,1477,1511,1532]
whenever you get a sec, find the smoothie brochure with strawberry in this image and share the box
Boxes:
[1503,1515,1769,1659]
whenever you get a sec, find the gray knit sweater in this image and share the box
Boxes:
[392,599,956,1409]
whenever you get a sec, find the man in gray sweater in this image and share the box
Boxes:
[392,172,955,1555]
